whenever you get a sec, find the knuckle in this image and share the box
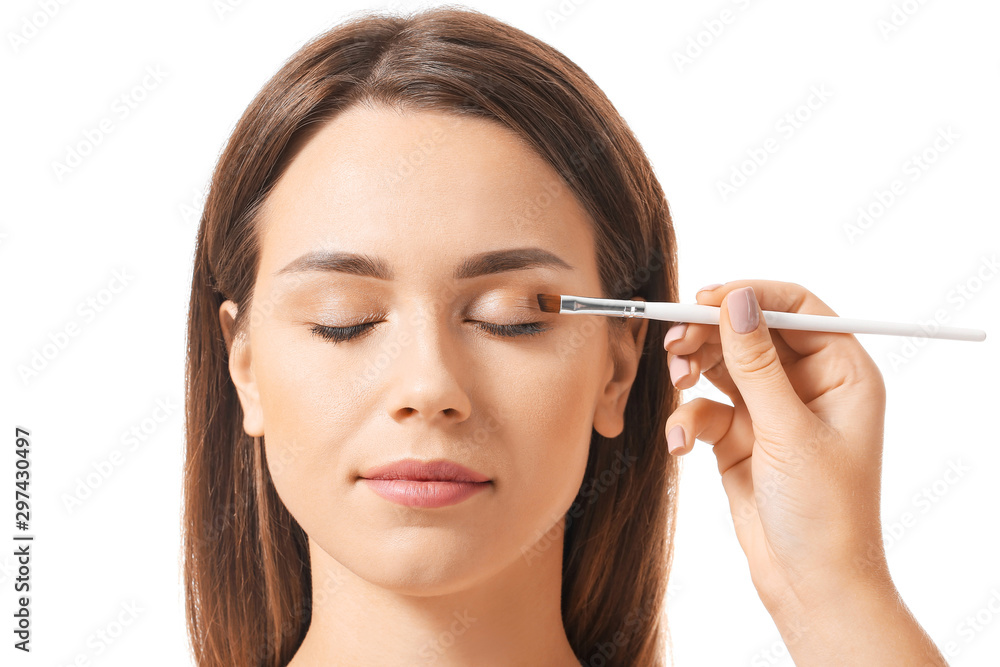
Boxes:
[840,349,871,382]
[667,396,709,425]
[785,280,805,293]
[666,400,692,420]
[830,346,886,398]
[701,357,727,377]
[871,363,887,400]
[686,396,715,413]
[756,280,825,316]
[729,337,781,374]
[857,354,887,405]
[777,281,809,312]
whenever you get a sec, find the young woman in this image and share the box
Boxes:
[183,7,947,665]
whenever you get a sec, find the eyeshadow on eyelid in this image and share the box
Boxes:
[286,287,552,315]
[510,295,546,312]
[474,293,546,313]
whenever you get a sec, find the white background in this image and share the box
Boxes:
[3,0,998,665]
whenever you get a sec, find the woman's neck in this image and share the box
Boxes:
[287,525,581,666]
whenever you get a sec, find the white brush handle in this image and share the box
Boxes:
[642,302,986,342]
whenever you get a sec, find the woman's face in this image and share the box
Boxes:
[220,105,647,594]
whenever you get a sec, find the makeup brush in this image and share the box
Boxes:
[535,294,987,342]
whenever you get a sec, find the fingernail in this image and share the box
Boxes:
[667,425,685,454]
[668,354,690,386]
[728,286,759,334]
[663,323,687,347]
[697,283,724,294]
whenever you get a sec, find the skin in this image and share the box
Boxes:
[218,105,647,666]
[664,282,948,665]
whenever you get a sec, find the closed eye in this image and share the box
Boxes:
[474,321,549,338]
[309,321,549,344]
[310,322,376,344]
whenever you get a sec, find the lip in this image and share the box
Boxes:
[360,459,491,509]
[361,458,490,483]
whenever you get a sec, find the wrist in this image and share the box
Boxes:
[759,539,896,625]
[762,568,948,666]
[764,566,893,631]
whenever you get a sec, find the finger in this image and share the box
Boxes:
[668,344,741,402]
[692,339,839,407]
[667,348,695,389]
[671,337,801,408]
[662,284,738,352]
[784,349,867,408]
[665,398,762,551]
[665,397,737,457]
[695,280,867,359]
[665,291,804,365]
[667,397,757,475]
[718,457,762,556]
[698,348,742,403]
[719,285,818,449]
[696,283,881,423]
[664,320,717,355]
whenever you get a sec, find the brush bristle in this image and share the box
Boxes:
[536,293,561,313]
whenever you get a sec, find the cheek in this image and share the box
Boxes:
[252,328,363,499]
[255,323,362,429]
[496,337,602,524]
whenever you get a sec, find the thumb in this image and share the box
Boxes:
[721,286,813,446]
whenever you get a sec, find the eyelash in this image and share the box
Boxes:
[309,320,549,344]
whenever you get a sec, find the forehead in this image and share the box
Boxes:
[256,105,599,283]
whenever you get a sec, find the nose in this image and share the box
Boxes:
[383,308,473,425]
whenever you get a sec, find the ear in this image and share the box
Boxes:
[593,297,648,439]
[219,300,265,437]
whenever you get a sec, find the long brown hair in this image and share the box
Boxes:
[183,6,680,665]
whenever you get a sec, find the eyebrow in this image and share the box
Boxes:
[274,247,575,281]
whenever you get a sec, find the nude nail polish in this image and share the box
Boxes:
[664,323,687,347]
[667,425,685,454]
[668,354,690,386]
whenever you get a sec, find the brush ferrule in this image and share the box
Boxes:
[562,296,646,318]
